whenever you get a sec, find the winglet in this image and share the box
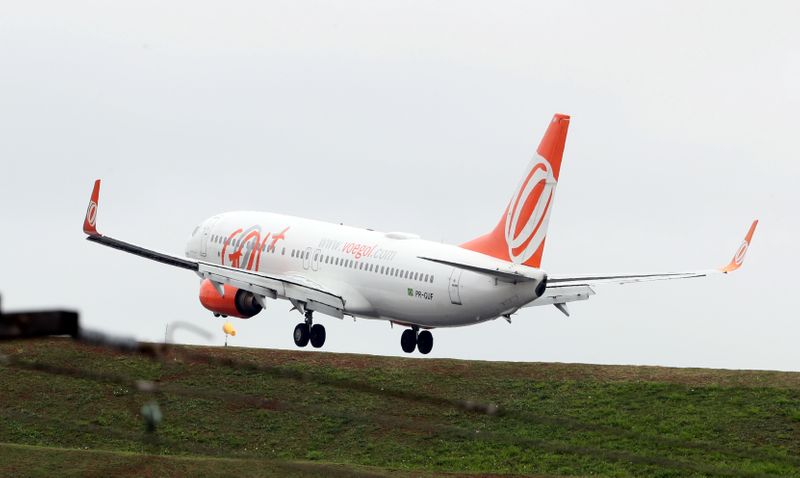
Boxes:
[83,179,102,237]
[721,220,758,273]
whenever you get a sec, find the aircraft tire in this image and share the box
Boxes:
[417,330,433,355]
[310,324,326,348]
[401,329,416,353]
[293,323,310,347]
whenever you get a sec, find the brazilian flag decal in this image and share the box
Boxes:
[407,288,414,297]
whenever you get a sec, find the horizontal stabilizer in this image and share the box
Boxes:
[417,256,542,283]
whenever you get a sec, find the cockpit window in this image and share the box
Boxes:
[192,226,200,236]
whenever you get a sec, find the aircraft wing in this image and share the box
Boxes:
[526,220,758,315]
[82,180,345,318]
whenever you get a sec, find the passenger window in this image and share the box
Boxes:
[281,247,285,255]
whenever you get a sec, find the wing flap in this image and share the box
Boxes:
[198,262,345,312]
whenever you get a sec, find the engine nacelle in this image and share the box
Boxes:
[198,279,262,319]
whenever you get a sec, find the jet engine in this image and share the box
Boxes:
[198,279,262,318]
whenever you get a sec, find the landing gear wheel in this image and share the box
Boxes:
[401,329,417,353]
[310,324,326,348]
[293,323,310,347]
[417,330,433,355]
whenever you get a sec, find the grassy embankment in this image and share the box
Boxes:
[1,338,799,477]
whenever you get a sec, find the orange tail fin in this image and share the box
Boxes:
[461,114,570,267]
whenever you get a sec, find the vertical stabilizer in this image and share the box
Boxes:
[461,114,570,268]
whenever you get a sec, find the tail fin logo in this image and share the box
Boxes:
[505,157,556,264]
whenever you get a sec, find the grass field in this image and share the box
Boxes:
[1,337,799,477]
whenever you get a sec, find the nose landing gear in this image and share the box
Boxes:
[400,326,433,355]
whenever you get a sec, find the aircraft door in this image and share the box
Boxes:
[312,249,321,271]
[448,268,463,305]
[200,216,220,258]
[302,247,313,270]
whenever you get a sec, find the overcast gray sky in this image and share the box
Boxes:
[1,1,798,370]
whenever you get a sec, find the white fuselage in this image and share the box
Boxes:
[184,211,545,327]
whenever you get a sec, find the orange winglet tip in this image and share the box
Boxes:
[83,179,102,236]
[721,219,758,273]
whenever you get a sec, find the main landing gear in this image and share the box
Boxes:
[400,326,433,355]
[294,310,326,348]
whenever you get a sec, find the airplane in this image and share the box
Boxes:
[82,113,758,354]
